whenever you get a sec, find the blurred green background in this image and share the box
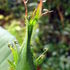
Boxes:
[0,0,70,70]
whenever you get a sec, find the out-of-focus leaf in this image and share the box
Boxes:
[0,27,16,70]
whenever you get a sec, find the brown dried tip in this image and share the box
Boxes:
[37,0,53,17]
[23,0,28,17]
[38,0,43,13]
[42,9,53,16]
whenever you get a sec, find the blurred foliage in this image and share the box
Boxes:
[0,27,16,70]
[6,20,26,45]
[0,0,70,70]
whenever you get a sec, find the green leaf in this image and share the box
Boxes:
[8,43,18,65]
[15,1,43,70]
[29,0,42,26]
[16,18,36,70]
[0,27,17,70]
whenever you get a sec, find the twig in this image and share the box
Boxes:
[23,0,28,17]
[57,5,64,28]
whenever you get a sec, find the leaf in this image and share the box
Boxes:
[8,60,15,69]
[16,18,36,70]
[30,0,42,26]
[16,0,43,70]
[9,45,18,65]
[35,48,48,66]
[0,27,17,70]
